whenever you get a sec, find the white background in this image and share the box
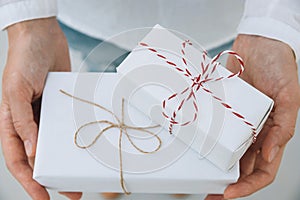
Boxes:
[0,30,300,200]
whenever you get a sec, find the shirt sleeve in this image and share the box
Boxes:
[238,0,300,60]
[0,0,57,30]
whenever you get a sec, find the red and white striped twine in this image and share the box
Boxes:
[140,40,257,143]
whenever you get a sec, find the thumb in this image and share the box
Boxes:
[7,81,38,158]
[204,194,224,200]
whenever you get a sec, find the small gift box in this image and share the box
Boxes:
[33,72,239,194]
[116,25,274,171]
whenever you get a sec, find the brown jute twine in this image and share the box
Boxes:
[60,89,161,194]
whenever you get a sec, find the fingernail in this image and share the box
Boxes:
[24,140,32,157]
[269,146,279,162]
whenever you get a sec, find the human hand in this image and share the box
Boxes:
[0,18,82,200]
[206,34,300,199]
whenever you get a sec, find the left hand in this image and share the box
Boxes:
[206,34,300,199]
[0,18,82,200]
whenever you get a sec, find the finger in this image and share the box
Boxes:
[261,96,298,162]
[238,123,271,177]
[59,192,82,200]
[238,146,258,177]
[0,105,50,200]
[101,193,120,199]
[224,147,284,199]
[6,79,38,158]
[28,156,35,169]
[204,194,224,200]
[171,194,189,198]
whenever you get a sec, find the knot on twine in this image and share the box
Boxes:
[60,89,161,194]
[140,40,257,143]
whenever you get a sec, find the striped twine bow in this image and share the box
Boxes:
[140,40,257,143]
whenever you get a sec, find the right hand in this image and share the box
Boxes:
[205,35,300,199]
[0,17,82,200]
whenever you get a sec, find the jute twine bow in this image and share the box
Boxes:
[140,40,257,142]
[60,89,161,194]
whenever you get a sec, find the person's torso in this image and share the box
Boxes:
[57,0,244,50]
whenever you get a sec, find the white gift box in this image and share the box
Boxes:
[116,25,274,171]
[33,72,239,193]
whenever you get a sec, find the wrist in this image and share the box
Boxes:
[7,17,62,44]
[234,34,296,63]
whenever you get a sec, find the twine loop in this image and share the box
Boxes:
[60,89,160,194]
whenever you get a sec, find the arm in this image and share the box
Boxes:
[206,0,300,199]
[0,1,82,199]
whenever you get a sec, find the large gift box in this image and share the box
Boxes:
[33,25,273,193]
[33,72,239,193]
